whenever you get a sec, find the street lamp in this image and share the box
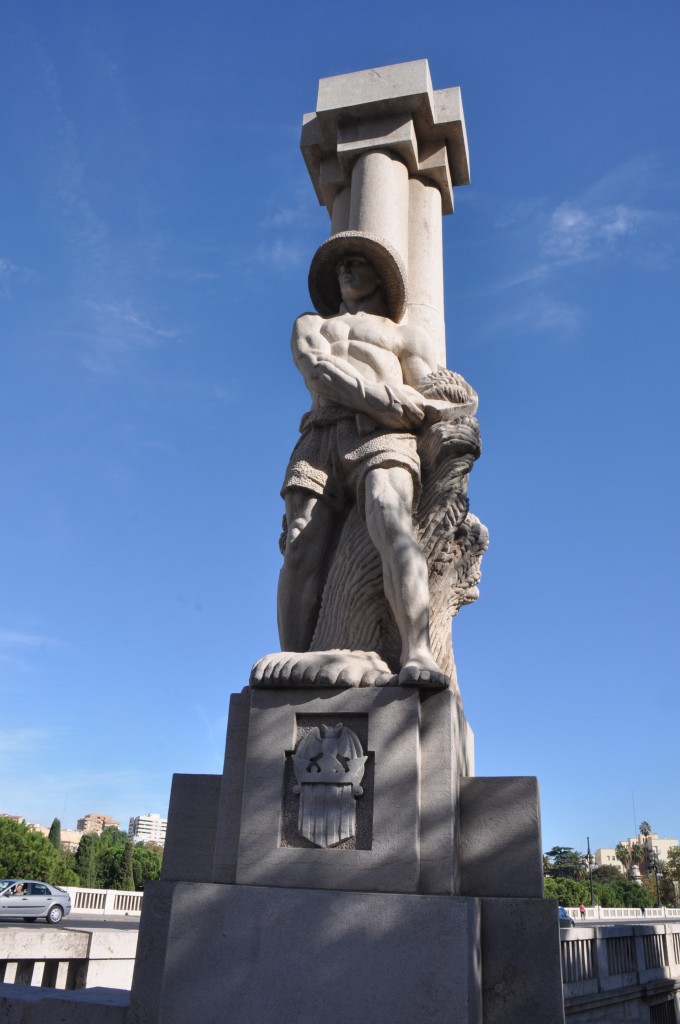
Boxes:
[582,837,595,907]
[650,853,661,908]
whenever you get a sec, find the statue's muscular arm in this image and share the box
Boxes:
[291,314,426,429]
[394,323,439,387]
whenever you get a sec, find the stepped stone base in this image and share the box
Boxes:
[125,685,564,1024]
[129,882,483,1024]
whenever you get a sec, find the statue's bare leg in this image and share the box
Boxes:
[364,467,448,687]
[277,487,334,652]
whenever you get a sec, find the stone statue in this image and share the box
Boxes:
[251,230,486,691]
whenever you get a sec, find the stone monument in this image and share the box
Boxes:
[128,60,565,1024]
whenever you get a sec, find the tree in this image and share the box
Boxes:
[630,844,646,874]
[544,847,584,880]
[544,876,589,906]
[666,846,680,881]
[96,828,128,889]
[47,818,61,851]
[593,865,626,884]
[117,839,135,892]
[0,818,78,885]
[75,833,101,888]
[615,843,632,873]
[132,843,163,890]
[639,821,652,838]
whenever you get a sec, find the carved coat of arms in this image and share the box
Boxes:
[291,723,367,848]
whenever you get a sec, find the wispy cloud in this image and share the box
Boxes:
[0,728,52,766]
[486,293,584,337]
[0,628,58,650]
[0,628,63,675]
[13,22,179,374]
[81,300,179,374]
[255,238,305,271]
[0,257,35,299]
[483,157,677,336]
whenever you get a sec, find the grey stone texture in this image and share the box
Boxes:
[0,983,128,1024]
[212,688,250,883]
[128,882,483,1024]
[159,685,479,896]
[459,776,544,898]
[235,687,421,893]
[160,773,221,883]
[480,898,565,1023]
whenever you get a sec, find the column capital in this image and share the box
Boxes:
[300,60,469,216]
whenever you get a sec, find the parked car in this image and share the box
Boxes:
[558,906,574,928]
[0,879,72,924]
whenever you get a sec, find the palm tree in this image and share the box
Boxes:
[631,843,646,876]
[616,843,632,873]
[639,821,652,838]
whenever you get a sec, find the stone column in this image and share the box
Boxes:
[348,150,410,264]
[330,185,350,235]
[408,175,446,365]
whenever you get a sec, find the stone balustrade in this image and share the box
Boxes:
[64,887,144,916]
[561,921,680,1022]
[565,905,680,922]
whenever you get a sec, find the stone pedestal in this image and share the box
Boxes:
[129,883,483,1024]
[128,686,565,1023]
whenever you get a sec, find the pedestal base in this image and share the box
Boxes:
[130,882,482,1024]
[129,882,565,1024]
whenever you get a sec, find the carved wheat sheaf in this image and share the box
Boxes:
[309,410,487,681]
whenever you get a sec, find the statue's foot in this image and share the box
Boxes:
[398,655,450,689]
[250,649,395,688]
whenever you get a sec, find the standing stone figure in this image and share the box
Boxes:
[252,229,484,690]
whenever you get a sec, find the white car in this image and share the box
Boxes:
[0,879,72,924]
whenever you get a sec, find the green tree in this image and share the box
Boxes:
[0,818,78,885]
[96,828,129,889]
[75,833,101,888]
[666,846,680,881]
[544,847,584,880]
[615,843,632,873]
[543,876,589,906]
[132,843,163,890]
[639,821,652,838]
[630,844,646,874]
[593,865,626,884]
[594,878,653,909]
[47,818,61,851]
[118,839,135,892]
[640,863,679,908]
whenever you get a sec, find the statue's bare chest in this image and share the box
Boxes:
[321,314,400,358]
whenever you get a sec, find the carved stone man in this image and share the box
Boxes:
[276,230,475,688]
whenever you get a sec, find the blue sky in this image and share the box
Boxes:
[1,0,679,858]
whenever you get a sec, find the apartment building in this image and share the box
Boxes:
[128,812,167,847]
[77,813,120,833]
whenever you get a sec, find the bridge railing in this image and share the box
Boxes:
[561,921,680,1006]
[565,905,680,922]
[64,887,144,916]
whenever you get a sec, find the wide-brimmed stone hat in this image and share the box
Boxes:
[308,230,407,322]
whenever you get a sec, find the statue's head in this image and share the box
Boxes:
[308,230,406,321]
[335,253,382,308]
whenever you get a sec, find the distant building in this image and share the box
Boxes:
[26,823,49,837]
[0,814,25,823]
[60,828,84,853]
[77,813,120,833]
[593,848,624,872]
[128,813,167,847]
[620,833,679,866]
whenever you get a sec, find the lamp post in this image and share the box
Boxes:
[651,853,661,908]
[586,836,595,907]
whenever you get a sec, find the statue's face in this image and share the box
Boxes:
[336,254,380,305]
